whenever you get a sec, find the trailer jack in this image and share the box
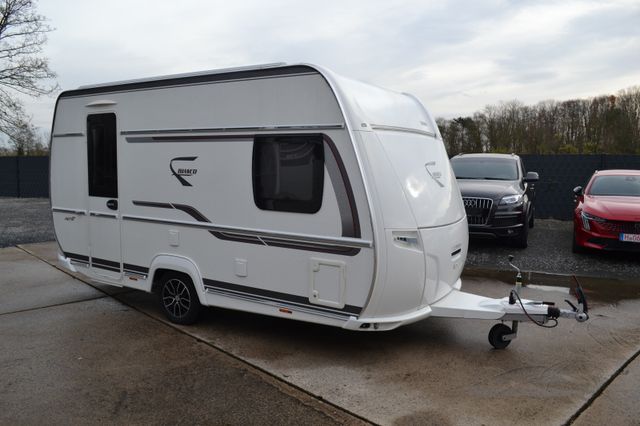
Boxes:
[487,255,589,349]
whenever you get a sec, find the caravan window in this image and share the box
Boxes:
[252,135,324,213]
[87,113,118,198]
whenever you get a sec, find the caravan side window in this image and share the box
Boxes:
[87,113,118,198]
[252,135,324,214]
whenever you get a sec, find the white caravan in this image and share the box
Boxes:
[50,63,587,348]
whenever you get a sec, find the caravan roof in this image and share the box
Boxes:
[61,63,440,141]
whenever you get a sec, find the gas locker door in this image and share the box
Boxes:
[86,113,122,280]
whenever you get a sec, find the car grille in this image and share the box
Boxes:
[599,221,640,234]
[462,197,493,225]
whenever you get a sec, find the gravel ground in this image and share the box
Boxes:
[466,218,640,281]
[1,198,638,281]
[0,198,55,248]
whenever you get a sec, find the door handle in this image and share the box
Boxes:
[106,199,118,210]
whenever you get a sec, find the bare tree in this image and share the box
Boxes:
[9,115,36,154]
[0,0,56,140]
[438,86,640,155]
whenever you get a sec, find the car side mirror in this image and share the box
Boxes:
[524,171,539,183]
[573,186,583,196]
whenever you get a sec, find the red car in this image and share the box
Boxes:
[573,169,640,252]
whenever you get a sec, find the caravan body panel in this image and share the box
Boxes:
[50,63,468,329]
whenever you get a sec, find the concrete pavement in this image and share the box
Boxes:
[3,242,640,425]
[0,245,364,425]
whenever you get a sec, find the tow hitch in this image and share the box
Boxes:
[488,255,589,349]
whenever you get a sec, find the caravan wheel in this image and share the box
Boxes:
[488,323,512,349]
[159,272,202,325]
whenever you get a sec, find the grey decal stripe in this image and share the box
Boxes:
[323,135,361,239]
[122,214,371,249]
[123,125,344,138]
[132,201,173,209]
[52,208,87,215]
[130,201,366,255]
[203,278,362,316]
[370,124,436,137]
[89,212,118,219]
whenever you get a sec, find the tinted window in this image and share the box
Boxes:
[252,135,324,213]
[589,175,640,197]
[451,157,519,180]
[87,113,118,198]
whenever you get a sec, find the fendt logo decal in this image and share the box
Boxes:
[170,156,198,187]
[424,161,444,188]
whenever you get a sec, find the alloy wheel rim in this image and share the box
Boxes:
[162,278,191,318]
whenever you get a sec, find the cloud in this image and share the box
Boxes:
[15,0,640,133]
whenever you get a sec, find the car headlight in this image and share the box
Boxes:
[580,211,606,231]
[499,194,523,205]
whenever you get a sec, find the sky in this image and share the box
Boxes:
[14,0,640,137]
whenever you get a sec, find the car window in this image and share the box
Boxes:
[451,158,519,180]
[588,175,640,197]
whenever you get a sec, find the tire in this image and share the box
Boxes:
[488,323,512,349]
[158,272,202,325]
[572,229,584,254]
[513,222,528,248]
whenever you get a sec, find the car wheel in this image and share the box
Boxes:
[159,272,202,325]
[512,222,529,248]
[528,207,535,229]
[572,229,584,254]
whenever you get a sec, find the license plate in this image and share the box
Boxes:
[620,233,640,243]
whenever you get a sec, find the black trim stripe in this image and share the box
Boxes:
[92,264,121,273]
[66,251,148,275]
[92,257,121,273]
[123,263,149,274]
[203,278,362,316]
[59,65,317,99]
[64,251,89,263]
[92,257,120,268]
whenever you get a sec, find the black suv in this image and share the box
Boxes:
[450,153,539,248]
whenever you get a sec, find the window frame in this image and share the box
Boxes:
[252,134,325,214]
[87,113,118,198]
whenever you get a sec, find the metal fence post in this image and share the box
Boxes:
[16,156,21,198]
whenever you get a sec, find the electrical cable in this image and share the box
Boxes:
[511,289,559,328]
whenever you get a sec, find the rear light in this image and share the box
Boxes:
[581,211,606,231]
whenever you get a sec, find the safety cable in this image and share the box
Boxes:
[511,289,559,328]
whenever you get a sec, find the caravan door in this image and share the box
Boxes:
[86,113,122,280]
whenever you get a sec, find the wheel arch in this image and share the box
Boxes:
[148,254,206,304]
